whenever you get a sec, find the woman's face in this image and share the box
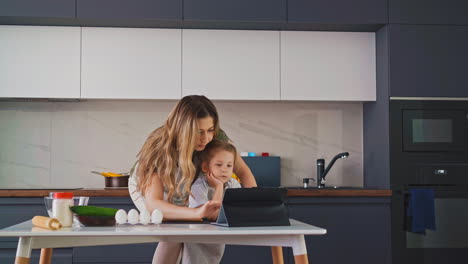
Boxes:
[195,116,215,151]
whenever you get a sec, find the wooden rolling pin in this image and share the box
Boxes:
[32,216,62,230]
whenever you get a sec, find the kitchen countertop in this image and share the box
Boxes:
[0,188,391,197]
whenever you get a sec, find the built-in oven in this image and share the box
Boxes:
[391,162,468,264]
[392,184,468,264]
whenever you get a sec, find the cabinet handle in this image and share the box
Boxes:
[434,169,448,175]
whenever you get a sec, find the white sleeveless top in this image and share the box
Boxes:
[128,163,188,212]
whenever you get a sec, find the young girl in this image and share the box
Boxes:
[182,139,241,264]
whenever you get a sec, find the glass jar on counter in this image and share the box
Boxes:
[52,192,74,227]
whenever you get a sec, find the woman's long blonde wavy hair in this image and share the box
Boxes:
[136,95,219,203]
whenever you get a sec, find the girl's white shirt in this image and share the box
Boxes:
[189,173,241,208]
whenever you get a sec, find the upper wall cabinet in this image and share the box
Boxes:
[389,25,468,97]
[389,0,468,25]
[281,31,376,101]
[81,27,181,99]
[182,29,280,100]
[0,25,80,98]
[0,0,75,18]
[288,0,388,24]
[77,0,182,20]
[184,0,286,22]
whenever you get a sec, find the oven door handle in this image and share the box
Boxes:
[399,188,468,198]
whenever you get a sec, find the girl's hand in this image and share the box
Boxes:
[196,200,221,221]
[206,171,224,190]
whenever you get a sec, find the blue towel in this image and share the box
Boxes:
[407,189,436,234]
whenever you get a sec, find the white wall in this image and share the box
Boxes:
[0,100,363,188]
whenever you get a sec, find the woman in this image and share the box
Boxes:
[129,95,256,264]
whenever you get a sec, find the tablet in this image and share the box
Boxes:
[213,187,290,227]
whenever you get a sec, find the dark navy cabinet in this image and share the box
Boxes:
[288,0,388,24]
[0,0,75,18]
[389,25,468,97]
[77,0,182,20]
[286,197,391,264]
[389,0,468,25]
[183,0,286,22]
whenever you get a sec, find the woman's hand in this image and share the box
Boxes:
[206,171,224,190]
[196,200,221,221]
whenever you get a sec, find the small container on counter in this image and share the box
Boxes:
[303,178,315,188]
[52,192,74,227]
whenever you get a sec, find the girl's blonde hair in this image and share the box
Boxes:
[137,95,219,203]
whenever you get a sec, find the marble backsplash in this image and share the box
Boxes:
[0,100,363,189]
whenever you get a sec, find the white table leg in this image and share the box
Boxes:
[15,237,32,264]
[291,235,308,264]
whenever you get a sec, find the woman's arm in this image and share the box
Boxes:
[143,172,219,220]
[233,152,257,188]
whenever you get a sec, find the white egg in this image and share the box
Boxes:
[151,209,163,224]
[115,209,127,224]
[139,210,151,225]
[127,209,140,225]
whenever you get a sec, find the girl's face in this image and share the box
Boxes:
[195,116,215,151]
[205,150,235,184]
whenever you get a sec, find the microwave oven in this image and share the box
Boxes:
[390,99,468,186]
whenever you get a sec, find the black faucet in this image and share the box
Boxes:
[317,152,349,188]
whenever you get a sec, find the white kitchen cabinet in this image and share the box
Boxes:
[182,29,280,100]
[0,25,80,98]
[81,27,181,99]
[281,31,376,101]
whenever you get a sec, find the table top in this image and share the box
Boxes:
[0,219,326,237]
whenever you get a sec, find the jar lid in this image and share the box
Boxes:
[53,192,74,199]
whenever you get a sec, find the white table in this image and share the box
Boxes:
[0,219,326,264]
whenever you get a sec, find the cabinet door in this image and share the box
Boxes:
[281,31,376,101]
[77,0,181,20]
[389,0,468,25]
[287,197,391,264]
[0,26,80,98]
[0,0,75,18]
[389,25,468,97]
[182,29,280,100]
[288,0,387,24]
[184,0,286,22]
[81,27,181,99]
